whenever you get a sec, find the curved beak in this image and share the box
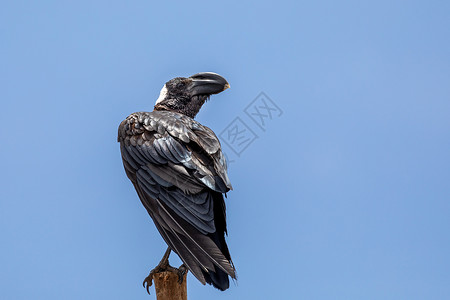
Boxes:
[188,72,230,96]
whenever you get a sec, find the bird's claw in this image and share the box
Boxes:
[143,273,154,295]
[142,261,188,293]
[142,261,169,294]
[177,264,188,284]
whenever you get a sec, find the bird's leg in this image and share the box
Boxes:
[143,247,172,294]
[156,247,172,270]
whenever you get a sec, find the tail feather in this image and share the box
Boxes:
[203,193,236,290]
[203,265,230,291]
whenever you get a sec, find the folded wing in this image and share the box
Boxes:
[118,111,235,290]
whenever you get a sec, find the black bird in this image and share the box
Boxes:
[118,72,236,292]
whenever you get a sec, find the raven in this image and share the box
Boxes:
[118,72,236,292]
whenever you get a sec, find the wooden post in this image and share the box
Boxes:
[153,269,187,300]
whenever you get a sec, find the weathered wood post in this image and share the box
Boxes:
[153,269,187,300]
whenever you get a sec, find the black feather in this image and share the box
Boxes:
[118,110,236,290]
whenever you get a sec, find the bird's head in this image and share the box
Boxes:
[154,72,230,118]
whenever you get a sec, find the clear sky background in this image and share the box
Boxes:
[1,1,450,299]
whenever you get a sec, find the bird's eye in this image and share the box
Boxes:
[177,82,185,89]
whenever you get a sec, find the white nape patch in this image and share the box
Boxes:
[155,85,168,105]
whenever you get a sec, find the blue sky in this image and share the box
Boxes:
[1,1,450,299]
